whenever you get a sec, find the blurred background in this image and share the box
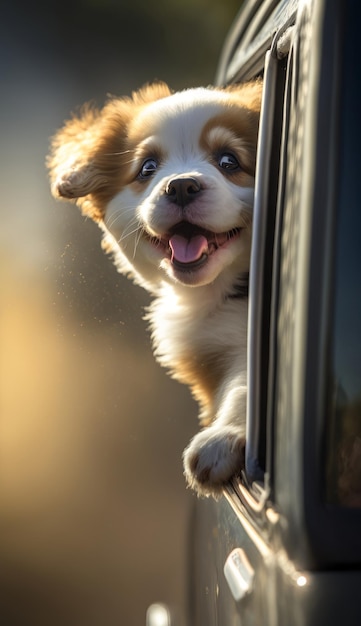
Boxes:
[0,1,241,624]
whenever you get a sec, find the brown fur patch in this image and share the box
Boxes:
[47,82,173,221]
[200,110,260,186]
[130,81,172,105]
[223,80,263,112]
[170,348,231,426]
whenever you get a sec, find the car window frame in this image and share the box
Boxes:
[218,0,361,570]
[271,0,361,567]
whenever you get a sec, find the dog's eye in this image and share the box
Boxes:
[139,158,158,178]
[218,153,240,171]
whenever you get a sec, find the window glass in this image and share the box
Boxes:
[326,10,361,507]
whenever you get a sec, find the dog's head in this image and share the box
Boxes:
[48,81,262,293]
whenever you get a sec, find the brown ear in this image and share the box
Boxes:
[130,80,172,105]
[47,82,172,221]
[48,106,97,199]
[223,80,263,113]
[47,101,131,220]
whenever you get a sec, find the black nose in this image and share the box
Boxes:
[166,177,201,206]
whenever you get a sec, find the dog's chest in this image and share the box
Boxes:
[148,293,248,390]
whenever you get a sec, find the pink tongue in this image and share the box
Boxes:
[169,234,208,264]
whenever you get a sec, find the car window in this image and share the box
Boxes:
[220,0,361,572]
[325,12,361,508]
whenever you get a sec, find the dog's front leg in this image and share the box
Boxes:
[183,383,247,498]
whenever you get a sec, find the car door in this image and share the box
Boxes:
[189,0,361,624]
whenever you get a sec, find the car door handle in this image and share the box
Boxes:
[224,548,255,602]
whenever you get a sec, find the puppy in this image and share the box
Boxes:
[48,81,262,497]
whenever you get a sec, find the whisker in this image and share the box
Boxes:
[102,149,136,157]
[122,158,139,167]
[106,206,136,230]
[133,226,144,259]
[118,220,142,247]
[120,225,140,243]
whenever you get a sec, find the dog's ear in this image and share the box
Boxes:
[223,80,263,113]
[130,80,172,106]
[47,100,133,220]
[47,81,172,220]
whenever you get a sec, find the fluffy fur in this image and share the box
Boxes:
[48,81,262,497]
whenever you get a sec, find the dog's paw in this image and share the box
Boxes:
[183,425,245,498]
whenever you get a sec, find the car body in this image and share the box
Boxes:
[188,0,361,624]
